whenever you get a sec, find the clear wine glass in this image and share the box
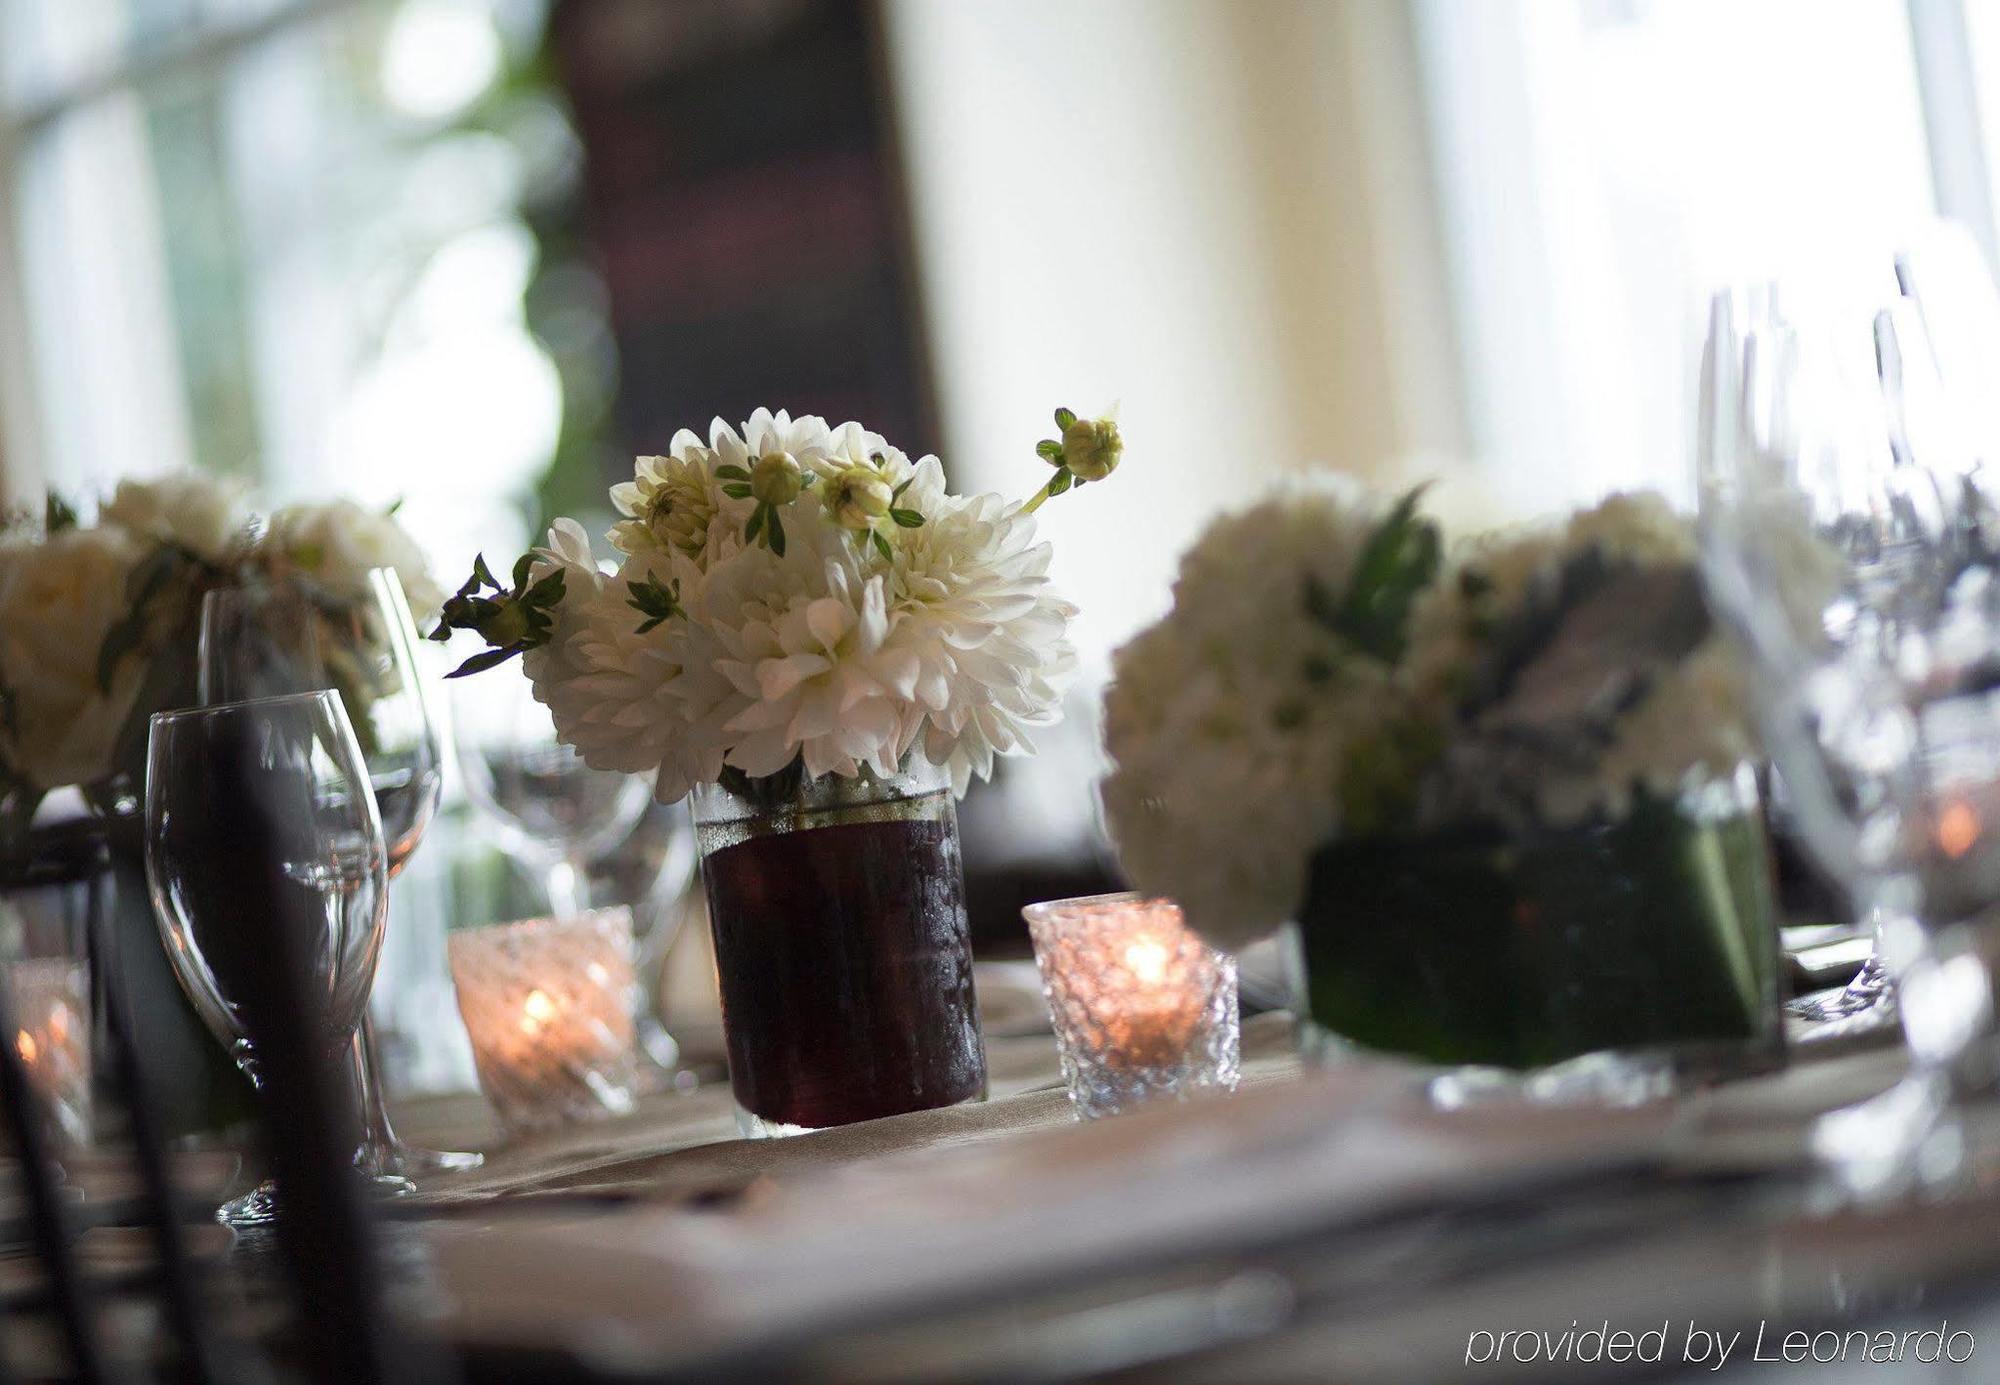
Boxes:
[201,568,483,1177]
[1698,278,2000,1193]
[449,668,651,918]
[145,691,391,1226]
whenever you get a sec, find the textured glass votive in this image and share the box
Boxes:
[1024,893,1239,1119]
[448,908,638,1136]
[2,958,91,1147]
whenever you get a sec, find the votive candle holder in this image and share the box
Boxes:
[2,958,91,1147]
[448,907,639,1137]
[1024,892,1239,1119]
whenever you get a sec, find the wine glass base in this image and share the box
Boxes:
[1787,953,1895,1022]
[217,1171,414,1227]
[378,1144,485,1176]
[217,1181,282,1228]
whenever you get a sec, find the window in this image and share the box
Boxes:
[1416,0,1945,514]
[0,0,578,583]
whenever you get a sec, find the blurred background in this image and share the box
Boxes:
[1,0,1996,1085]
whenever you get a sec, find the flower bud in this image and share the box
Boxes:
[1061,417,1123,481]
[481,598,534,648]
[827,464,893,531]
[750,450,805,507]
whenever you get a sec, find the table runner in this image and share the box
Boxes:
[399,1008,1915,1225]
[401,1013,1304,1208]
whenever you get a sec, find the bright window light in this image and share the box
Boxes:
[380,0,503,121]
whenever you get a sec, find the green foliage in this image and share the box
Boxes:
[1306,485,1442,665]
[1022,404,1119,514]
[44,492,78,534]
[430,551,567,677]
[627,573,684,634]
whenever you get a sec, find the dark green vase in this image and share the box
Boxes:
[1294,783,1785,1072]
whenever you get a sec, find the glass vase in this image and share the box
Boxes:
[690,761,987,1136]
[1293,771,1785,1091]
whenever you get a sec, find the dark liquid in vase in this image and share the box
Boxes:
[700,811,986,1129]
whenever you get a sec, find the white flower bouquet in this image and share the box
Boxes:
[0,477,442,826]
[432,405,1122,802]
[431,405,1124,1133]
[1101,483,1786,1070]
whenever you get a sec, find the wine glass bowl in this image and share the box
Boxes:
[1701,249,2000,1194]
[201,570,443,875]
[450,669,651,918]
[199,566,477,1177]
[463,739,651,865]
[145,691,391,1225]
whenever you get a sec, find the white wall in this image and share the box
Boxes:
[881,0,1467,670]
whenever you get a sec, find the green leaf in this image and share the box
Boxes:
[470,553,498,592]
[511,552,534,589]
[745,505,766,543]
[524,568,566,607]
[1054,407,1078,430]
[44,492,78,534]
[722,483,753,499]
[1311,484,1441,664]
[891,477,914,500]
[715,464,751,481]
[627,573,685,634]
[447,646,524,678]
[768,509,787,557]
[1035,440,1063,464]
[98,547,182,692]
[1046,469,1073,497]
[385,496,405,517]
[890,508,924,528]
[872,529,893,562]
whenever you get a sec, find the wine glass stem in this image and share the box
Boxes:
[350,1019,401,1175]
[547,858,588,919]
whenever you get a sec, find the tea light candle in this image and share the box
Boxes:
[448,908,639,1136]
[4,958,92,1146]
[1024,893,1239,1119]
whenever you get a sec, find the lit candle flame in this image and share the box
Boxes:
[518,988,558,1036]
[1939,800,1981,860]
[15,1030,37,1065]
[47,1003,69,1044]
[1123,937,1171,986]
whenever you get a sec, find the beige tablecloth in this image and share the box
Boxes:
[399,1013,1305,1208]
[397,1002,1914,1216]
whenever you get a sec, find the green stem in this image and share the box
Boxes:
[1018,480,1055,516]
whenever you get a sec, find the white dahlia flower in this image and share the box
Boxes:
[1411,490,1757,825]
[891,483,1078,795]
[440,407,1106,804]
[258,498,446,621]
[609,433,739,567]
[99,472,251,564]
[705,500,918,780]
[524,522,741,802]
[0,526,145,792]
[1101,482,1406,948]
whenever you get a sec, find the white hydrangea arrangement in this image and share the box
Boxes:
[1101,485,1762,948]
[0,475,443,816]
[433,406,1124,801]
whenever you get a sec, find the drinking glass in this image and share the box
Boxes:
[449,669,651,918]
[201,568,482,1176]
[145,692,390,1225]
[1698,276,2000,1192]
